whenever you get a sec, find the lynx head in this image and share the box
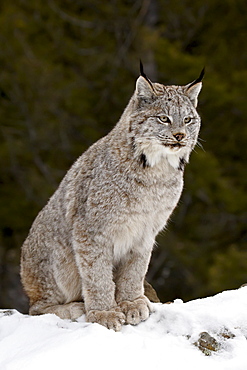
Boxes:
[127,66,204,170]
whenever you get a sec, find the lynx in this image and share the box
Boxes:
[21,65,203,331]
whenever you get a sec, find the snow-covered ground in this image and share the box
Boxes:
[1,287,247,370]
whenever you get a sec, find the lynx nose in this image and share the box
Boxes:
[173,133,185,142]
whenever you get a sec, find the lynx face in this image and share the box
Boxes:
[129,76,202,169]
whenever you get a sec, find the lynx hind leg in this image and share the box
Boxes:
[118,296,152,325]
[30,301,85,320]
[144,280,160,303]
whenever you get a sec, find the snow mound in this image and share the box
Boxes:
[1,287,247,370]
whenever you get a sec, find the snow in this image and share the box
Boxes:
[1,287,247,370]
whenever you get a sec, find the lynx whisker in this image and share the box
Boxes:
[196,140,205,151]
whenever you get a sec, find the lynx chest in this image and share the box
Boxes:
[110,167,184,263]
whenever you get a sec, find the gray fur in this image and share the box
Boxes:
[21,73,202,331]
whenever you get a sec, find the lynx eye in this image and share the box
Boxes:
[157,115,171,124]
[184,117,192,124]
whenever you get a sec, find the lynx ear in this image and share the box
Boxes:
[136,60,155,99]
[136,76,155,99]
[184,68,204,107]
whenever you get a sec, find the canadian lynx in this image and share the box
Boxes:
[21,65,203,331]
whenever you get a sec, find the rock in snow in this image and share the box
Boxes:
[1,287,247,370]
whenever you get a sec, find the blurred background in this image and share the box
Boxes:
[0,0,247,313]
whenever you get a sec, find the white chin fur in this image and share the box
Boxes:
[137,141,189,169]
[163,146,187,169]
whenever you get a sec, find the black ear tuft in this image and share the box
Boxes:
[194,67,205,83]
[188,67,205,88]
[140,60,149,80]
[138,60,155,94]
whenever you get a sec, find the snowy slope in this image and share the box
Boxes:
[1,287,247,370]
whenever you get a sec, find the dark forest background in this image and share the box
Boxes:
[0,0,247,312]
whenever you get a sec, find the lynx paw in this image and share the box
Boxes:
[86,309,125,331]
[29,301,85,320]
[118,296,152,325]
[68,302,86,320]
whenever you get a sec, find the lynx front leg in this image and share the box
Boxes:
[115,247,153,325]
[73,231,125,331]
